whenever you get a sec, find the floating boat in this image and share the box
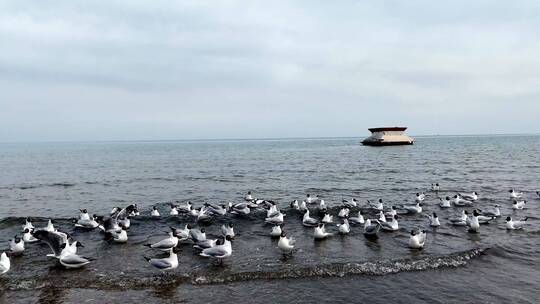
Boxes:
[361,127,414,146]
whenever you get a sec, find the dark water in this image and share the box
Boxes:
[1,136,539,303]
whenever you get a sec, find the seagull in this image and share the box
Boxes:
[98,216,121,233]
[450,210,469,226]
[196,207,212,222]
[31,230,67,258]
[338,207,350,218]
[170,225,191,241]
[229,202,251,215]
[401,202,422,214]
[432,183,440,191]
[270,224,283,237]
[145,231,178,251]
[266,203,279,218]
[206,203,228,216]
[106,226,128,243]
[452,195,473,207]
[9,236,25,256]
[415,192,426,202]
[221,223,235,238]
[506,216,529,230]
[427,213,440,227]
[302,209,319,227]
[439,197,452,208]
[22,218,34,232]
[78,209,91,221]
[290,200,300,210]
[75,214,100,229]
[512,200,526,210]
[480,205,501,218]
[314,224,332,240]
[145,247,180,271]
[278,232,295,254]
[0,252,10,274]
[342,198,358,208]
[63,239,83,256]
[265,211,285,224]
[377,210,386,223]
[194,238,219,250]
[509,189,523,199]
[350,210,365,224]
[380,215,399,232]
[151,206,160,217]
[58,244,92,269]
[169,203,179,216]
[41,219,56,232]
[460,192,478,201]
[178,201,193,213]
[385,206,397,218]
[368,199,384,211]
[363,219,381,238]
[244,191,253,201]
[22,229,39,243]
[200,235,233,261]
[409,230,426,249]
[306,194,318,204]
[337,218,350,234]
[318,199,327,212]
[321,212,333,224]
[467,210,481,233]
[299,200,307,212]
[189,227,206,243]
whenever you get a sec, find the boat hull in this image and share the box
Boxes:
[361,141,414,146]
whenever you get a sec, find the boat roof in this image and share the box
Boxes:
[368,127,407,133]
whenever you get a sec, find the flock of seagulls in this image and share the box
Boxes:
[1,188,538,276]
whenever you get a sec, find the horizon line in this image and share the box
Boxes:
[0,132,539,144]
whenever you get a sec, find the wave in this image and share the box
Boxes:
[0,247,489,291]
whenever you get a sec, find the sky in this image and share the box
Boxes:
[1,0,540,142]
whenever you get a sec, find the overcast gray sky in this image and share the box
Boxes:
[1,1,539,141]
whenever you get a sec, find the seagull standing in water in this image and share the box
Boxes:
[321,212,333,224]
[145,247,180,271]
[58,243,92,269]
[200,236,233,262]
[278,232,295,254]
[145,231,178,251]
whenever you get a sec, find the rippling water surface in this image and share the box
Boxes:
[1,136,539,303]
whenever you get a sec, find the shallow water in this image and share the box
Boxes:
[1,136,539,303]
